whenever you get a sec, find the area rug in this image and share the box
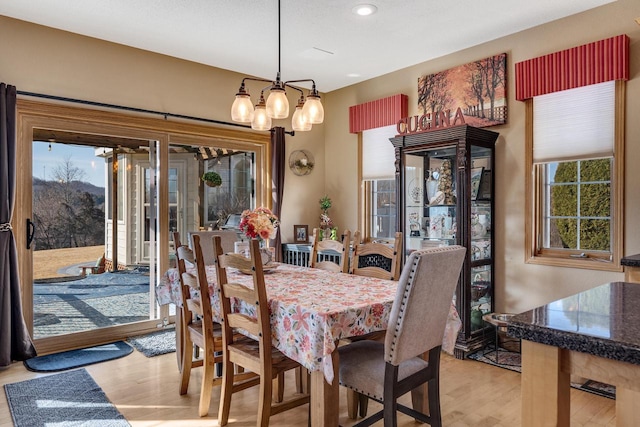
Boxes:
[468,348,616,399]
[126,327,176,357]
[4,368,130,426]
[24,341,133,372]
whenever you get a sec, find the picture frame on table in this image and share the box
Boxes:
[477,170,492,200]
[470,167,484,200]
[294,225,309,243]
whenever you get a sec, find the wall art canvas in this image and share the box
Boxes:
[418,53,507,128]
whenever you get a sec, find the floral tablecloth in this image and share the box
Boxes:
[157,263,461,383]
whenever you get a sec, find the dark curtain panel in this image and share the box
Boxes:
[0,83,36,369]
[270,127,286,262]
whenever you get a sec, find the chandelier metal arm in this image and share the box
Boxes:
[230,0,322,131]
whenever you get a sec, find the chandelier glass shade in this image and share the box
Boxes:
[230,0,324,132]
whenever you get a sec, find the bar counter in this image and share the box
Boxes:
[508,282,640,426]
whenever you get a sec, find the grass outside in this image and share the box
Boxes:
[32,245,105,280]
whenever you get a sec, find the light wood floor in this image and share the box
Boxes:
[0,349,616,426]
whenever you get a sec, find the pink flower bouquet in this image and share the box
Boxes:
[239,207,279,241]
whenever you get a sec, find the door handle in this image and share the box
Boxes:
[26,218,35,250]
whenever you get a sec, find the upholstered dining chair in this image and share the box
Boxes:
[176,233,257,417]
[350,231,403,281]
[345,231,404,417]
[309,228,351,273]
[214,237,310,427]
[338,245,466,427]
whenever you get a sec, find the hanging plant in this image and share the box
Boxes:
[202,171,222,187]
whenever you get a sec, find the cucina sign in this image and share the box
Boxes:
[396,107,466,135]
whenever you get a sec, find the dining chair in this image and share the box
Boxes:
[176,233,258,417]
[350,231,403,281]
[338,245,466,427]
[309,228,351,273]
[345,231,404,417]
[214,237,310,427]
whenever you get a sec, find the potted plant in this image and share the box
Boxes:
[201,171,222,187]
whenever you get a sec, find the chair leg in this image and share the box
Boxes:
[346,389,359,419]
[295,366,304,393]
[218,359,235,427]
[358,392,369,418]
[427,377,442,427]
[273,372,285,403]
[383,363,399,427]
[258,372,273,427]
[198,347,216,417]
[179,340,193,395]
[175,313,184,372]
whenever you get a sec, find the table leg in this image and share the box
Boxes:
[310,351,339,427]
[521,340,570,427]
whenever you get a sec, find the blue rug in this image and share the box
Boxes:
[24,341,133,372]
[4,368,130,426]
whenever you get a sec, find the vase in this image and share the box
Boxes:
[322,227,333,241]
[425,169,439,205]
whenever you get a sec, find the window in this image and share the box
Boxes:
[369,179,396,239]
[526,81,624,270]
[361,125,397,241]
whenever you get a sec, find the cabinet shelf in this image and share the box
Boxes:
[391,125,499,358]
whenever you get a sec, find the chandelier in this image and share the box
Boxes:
[230,0,324,132]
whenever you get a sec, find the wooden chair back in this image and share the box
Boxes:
[214,236,309,426]
[215,238,271,364]
[175,233,228,416]
[350,231,403,281]
[309,228,351,273]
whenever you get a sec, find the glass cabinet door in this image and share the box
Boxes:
[469,144,493,328]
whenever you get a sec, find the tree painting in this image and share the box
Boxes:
[418,53,507,128]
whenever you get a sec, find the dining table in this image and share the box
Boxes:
[156,261,462,426]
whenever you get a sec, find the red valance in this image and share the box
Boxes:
[515,35,629,101]
[349,94,408,133]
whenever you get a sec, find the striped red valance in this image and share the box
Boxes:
[515,34,629,101]
[349,94,408,133]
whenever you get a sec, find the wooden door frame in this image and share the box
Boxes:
[14,99,271,354]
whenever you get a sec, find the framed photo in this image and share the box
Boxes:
[477,170,492,200]
[470,167,484,200]
[293,225,309,243]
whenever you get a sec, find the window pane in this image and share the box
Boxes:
[581,158,610,181]
[370,179,396,239]
[580,219,610,251]
[549,218,577,249]
[550,184,577,216]
[580,183,610,217]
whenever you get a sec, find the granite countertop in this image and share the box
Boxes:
[508,282,640,366]
[622,254,640,267]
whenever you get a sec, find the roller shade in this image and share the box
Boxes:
[533,80,614,163]
[362,125,397,180]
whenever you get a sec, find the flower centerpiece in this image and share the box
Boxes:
[239,207,279,242]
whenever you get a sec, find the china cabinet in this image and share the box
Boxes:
[390,124,499,358]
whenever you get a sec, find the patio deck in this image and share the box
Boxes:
[33,268,155,339]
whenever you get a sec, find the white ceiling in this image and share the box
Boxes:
[0,0,615,92]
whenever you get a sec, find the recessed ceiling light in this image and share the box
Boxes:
[352,4,377,16]
[347,73,361,78]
